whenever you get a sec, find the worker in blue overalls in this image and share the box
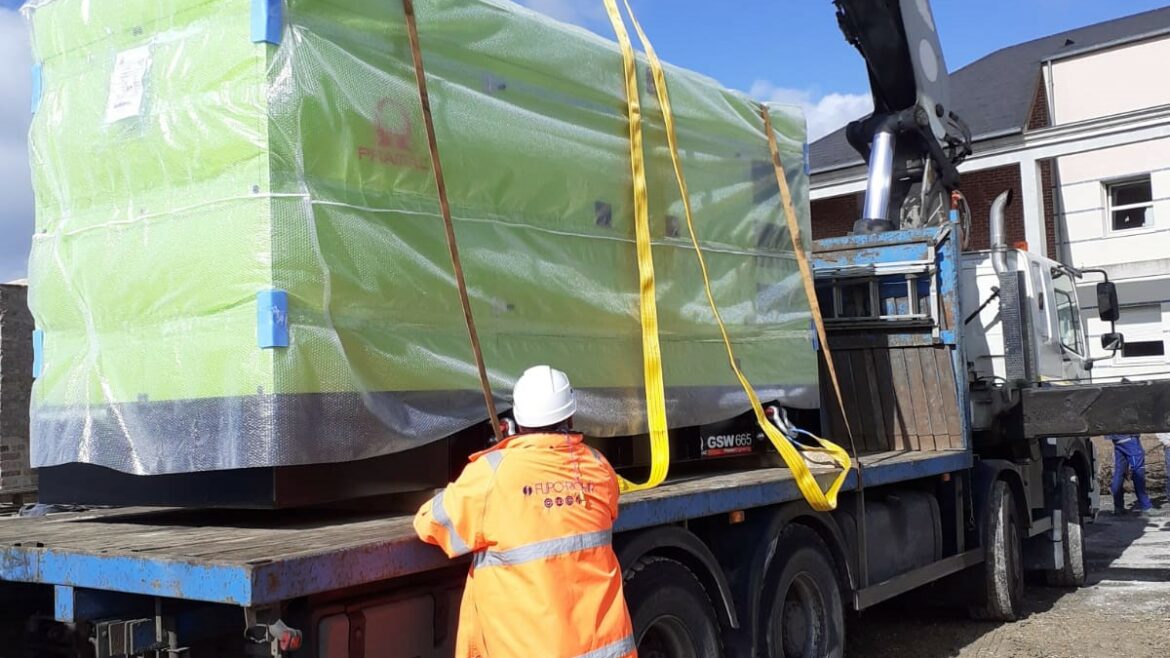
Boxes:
[1108,434,1154,514]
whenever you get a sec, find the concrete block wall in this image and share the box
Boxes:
[0,284,36,494]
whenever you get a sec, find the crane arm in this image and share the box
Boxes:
[833,0,972,233]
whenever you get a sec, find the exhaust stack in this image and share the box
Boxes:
[989,190,1013,275]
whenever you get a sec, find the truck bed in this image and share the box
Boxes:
[0,450,969,607]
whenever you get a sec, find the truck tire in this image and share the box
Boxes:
[1045,465,1086,587]
[761,525,845,658]
[625,556,723,658]
[970,480,1025,621]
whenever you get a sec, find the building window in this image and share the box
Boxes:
[1117,304,1166,360]
[1107,177,1154,232]
[1123,341,1166,359]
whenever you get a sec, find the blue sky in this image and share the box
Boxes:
[0,0,1167,281]
[527,1,1170,93]
[522,0,1170,137]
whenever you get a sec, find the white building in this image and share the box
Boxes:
[809,7,1170,382]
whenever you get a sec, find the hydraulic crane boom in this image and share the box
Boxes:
[829,1,1170,440]
[833,0,972,233]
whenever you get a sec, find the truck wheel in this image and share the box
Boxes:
[970,480,1025,621]
[1045,465,1086,587]
[625,556,723,658]
[762,525,844,658]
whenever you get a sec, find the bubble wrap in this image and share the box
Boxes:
[23,0,816,475]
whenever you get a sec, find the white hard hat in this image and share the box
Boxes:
[512,365,577,428]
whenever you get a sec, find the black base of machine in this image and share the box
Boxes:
[38,406,819,509]
[37,433,473,510]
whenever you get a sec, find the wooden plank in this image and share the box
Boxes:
[0,450,978,573]
[3,520,175,550]
[824,352,854,449]
[901,348,935,450]
[938,347,964,448]
[923,348,948,451]
[839,350,862,452]
[846,351,875,453]
[873,349,905,451]
[918,348,946,452]
[860,349,890,452]
[888,348,919,451]
[819,357,845,441]
[196,523,420,562]
[923,347,959,450]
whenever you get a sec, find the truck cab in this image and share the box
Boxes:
[962,248,1091,385]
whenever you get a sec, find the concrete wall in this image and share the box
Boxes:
[1053,135,1170,381]
[1055,139,1170,268]
[0,285,35,493]
[1051,36,1170,125]
[1082,294,1170,382]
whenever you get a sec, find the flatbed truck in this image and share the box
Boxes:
[7,1,1170,657]
[1,219,1126,658]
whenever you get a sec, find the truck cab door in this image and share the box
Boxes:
[1027,258,1065,382]
[1052,269,1089,382]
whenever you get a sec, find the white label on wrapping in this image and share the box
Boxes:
[105,46,151,123]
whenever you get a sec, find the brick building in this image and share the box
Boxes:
[0,283,35,496]
[809,7,1170,382]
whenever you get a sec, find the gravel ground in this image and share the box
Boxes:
[847,497,1170,658]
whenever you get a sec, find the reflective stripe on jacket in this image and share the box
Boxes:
[414,432,636,658]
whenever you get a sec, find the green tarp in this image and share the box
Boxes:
[25,0,816,475]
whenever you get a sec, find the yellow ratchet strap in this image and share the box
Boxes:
[761,108,856,447]
[602,0,669,493]
[402,0,503,443]
[608,0,853,510]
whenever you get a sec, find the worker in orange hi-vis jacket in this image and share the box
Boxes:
[414,365,636,658]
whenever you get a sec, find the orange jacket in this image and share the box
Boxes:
[414,432,636,658]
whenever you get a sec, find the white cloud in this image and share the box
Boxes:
[516,0,605,27]
[749,80,872,142]
[0,8,32,283]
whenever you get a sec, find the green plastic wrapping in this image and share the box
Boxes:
[24,0,816,475]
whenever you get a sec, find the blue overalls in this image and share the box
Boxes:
[1109,434,1154,512]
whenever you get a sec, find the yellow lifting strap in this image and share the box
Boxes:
[602,0,670,493]
[603,0,853,510]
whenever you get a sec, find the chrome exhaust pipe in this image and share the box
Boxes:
[989,189,1013,275]
[862,127,896,224]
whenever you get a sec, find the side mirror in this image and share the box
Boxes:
[1097,282,1119,322]
[1101,332,1124,353]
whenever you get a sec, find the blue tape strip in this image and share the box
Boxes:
[31,63,43,114]
[32,329,44,377]
[257,290,289,349]
[251,0,283,45]
[803,142,810,176]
